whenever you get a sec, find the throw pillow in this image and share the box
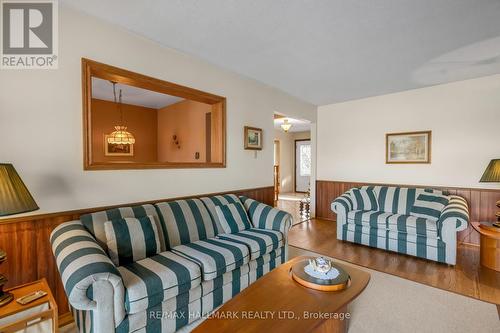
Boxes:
[215,201,252,233]
[351,187,379,211]
[410,193,449,221]
[104,215,162,266]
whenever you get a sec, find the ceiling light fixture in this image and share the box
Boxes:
[281,119,292,133]
[107,82,136,145]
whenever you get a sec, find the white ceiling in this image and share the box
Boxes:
[64,0,500,105]
[92,77,183,109]
[274,117,310,133]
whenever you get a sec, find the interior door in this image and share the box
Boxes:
[295,139,311,193]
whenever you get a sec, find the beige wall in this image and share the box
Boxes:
[157,100,210,163]
[0,6,316,215]
[91,99,158,163]
[317,74,500,189]
[274,130,311,193]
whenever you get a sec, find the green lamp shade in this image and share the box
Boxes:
[479,159,500,182]
[0,164,39,216]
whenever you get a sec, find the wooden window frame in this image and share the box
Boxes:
[82,58,226,170]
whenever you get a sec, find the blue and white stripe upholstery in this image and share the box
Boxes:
[351,186,378,210]
[410,192,449,221]
[376,186,418,215]
[104,216,162,266]
[69,246,286,333]
[53,195,288,333]
[439,195,469,230]
[50,221,126,332]
[332,186,469,265]
[343,223,446,263]
[239,196,292,234]
[172,237,250,281]
[200,194,241,234]
[217,228,284,260]
[115,286,203,333]
[155,199,216,248]
[117,251,201,314]
[201,263,250,296]
[215,201,252,233]
[347,210,438,238]
[80,204,163,252]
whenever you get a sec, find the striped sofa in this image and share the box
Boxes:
[331,186,469,265]
[50,194,292,333]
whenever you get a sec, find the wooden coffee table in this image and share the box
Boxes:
[193,256,370,333]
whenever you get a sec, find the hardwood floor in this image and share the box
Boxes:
[288,218,500,307]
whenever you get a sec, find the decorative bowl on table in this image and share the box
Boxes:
[291,256,350,291]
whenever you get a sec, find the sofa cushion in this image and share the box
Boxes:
[347,210,438,238]
[351,187,378,211]
[410,193,449,221]
[376,186,418,215]
[80,204,163,251]
[117,251,201,314]
[200,263,251,296]
[104,215,162,266]
[172,238,250,281]
[215,202,252,233]
[200,194,241,234]
[217,228,283,260]
[155,199,217,248]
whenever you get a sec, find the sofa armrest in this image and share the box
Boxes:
[239,196,293,237]
[50,221,126,330]
[331,192,354,222]
[439,195,469,233]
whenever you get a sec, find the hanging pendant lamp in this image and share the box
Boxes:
[107,82,135,145]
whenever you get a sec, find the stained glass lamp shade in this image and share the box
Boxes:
[107,126,136,145]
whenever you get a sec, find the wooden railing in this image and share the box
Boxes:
[274,165,280,205]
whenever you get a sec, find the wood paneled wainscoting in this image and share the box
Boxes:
[0,186,274,325]
[316,180,500,246]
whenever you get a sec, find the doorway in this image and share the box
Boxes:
[295,139,311,193]
[273,114,312,224]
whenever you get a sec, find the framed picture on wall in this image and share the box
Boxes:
[104,135,135,156]
[386,131,431,164]
[244,126,263,150]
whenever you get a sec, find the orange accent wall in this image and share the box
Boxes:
[157,100,211,163]
[91,98,158,163]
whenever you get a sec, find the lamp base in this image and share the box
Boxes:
[0,291,13,307]
[0,272,13,307]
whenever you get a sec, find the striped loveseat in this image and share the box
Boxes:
[331,186,469,265]
[50,194,292,333]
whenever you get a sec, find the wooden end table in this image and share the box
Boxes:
[471,222,500,272]
[193,256,370,333]
[0,278,57,333]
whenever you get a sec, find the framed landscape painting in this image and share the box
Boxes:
[244,126,263,150]
[386,131,431,164]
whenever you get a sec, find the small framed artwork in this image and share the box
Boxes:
[104,135,134,156]
[244,126,263,150]
[386,131,431,164]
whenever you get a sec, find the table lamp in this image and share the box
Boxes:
[479,159,500,227]
[0,163,39,306]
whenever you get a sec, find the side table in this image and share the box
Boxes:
[471,222,500,272]
[0,278,57,333]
